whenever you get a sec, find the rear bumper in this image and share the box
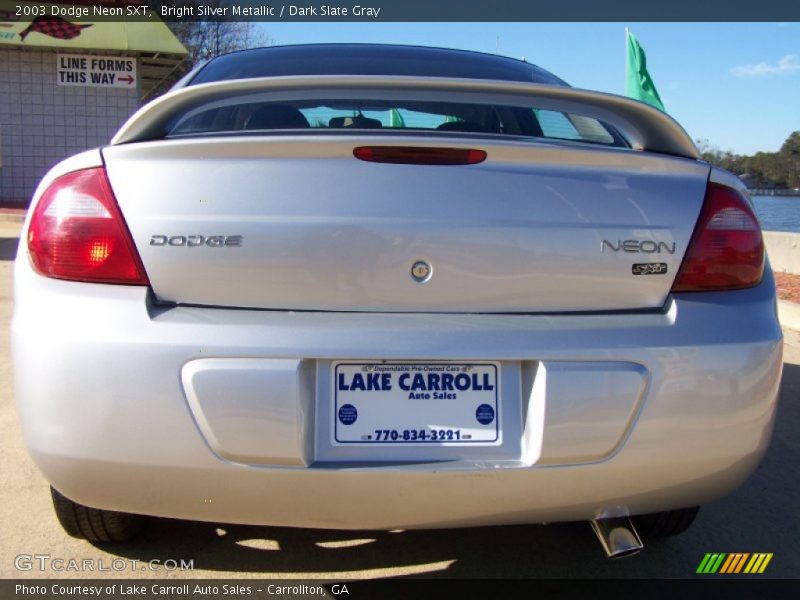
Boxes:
[11,263,783,530]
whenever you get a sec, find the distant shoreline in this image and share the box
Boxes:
[750,189,800,197]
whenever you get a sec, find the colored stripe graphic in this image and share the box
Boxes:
[744,553,773,574]
[697,553,726,573]
[718,554,734,573]
[734,553,750,573]
[720,553,750,573]
[759,554,774,573]
[700,552,773,574]
[696,553,713,573]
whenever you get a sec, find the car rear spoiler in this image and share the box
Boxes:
[111,75,699,159]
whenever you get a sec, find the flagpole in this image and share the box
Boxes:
[624,27,629,95]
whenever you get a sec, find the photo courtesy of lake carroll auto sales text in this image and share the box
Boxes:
[15,583,341,597]
[0,0,799,596]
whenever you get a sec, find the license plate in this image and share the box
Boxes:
[332,362,500,445]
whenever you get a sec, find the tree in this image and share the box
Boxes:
[778,131,800,189]
[169,20,269,66]
[695,131,800,190]
[147,1,270,98]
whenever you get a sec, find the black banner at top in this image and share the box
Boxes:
[4,0,800,22]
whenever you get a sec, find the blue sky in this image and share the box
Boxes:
[258,22,799,155]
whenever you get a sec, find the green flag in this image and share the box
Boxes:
[625,30,665,112]
[390,108,405,128]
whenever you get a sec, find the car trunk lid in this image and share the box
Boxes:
[103,135,709,312]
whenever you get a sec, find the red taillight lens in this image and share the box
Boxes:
[672,182,764,292]
[353,146,487,165]
[27,168,149,285]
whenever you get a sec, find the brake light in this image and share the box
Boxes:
[353,146,487,165]
[671,182,764,292]
[27,167,149,285]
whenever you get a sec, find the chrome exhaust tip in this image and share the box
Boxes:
[590,517,644,559]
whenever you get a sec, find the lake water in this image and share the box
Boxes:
[752,195,800,233]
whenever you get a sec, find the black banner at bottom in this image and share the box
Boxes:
[5,579,800,600]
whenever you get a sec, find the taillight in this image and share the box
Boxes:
[353,146,487,165]
[27,167,149,285]
[671,182,764,292]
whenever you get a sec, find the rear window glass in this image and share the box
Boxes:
[535,110,616,145]
[188,45,569,87]
[168,99,626,148]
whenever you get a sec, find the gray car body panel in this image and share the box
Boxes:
[103,136,709,312]
[11,259,782,528]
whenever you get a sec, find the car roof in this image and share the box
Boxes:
[189,43,569,87]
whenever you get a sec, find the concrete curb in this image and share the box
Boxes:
[0,213,25,224]
[779,300,800,332]
[0,221,23,238]
[764,232,800,276]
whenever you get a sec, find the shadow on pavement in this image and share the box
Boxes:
[98,519,645,578]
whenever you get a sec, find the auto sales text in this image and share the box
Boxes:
[338,371,495,393]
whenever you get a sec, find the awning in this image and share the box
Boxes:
[0,1,187,54]
[0,1,188,96]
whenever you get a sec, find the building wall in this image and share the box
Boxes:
[0,47,140,203]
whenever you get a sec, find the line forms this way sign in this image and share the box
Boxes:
[56,54,137,88]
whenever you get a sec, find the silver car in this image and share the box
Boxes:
[12,44,782,557]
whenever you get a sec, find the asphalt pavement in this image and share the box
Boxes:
[0,220,798,580]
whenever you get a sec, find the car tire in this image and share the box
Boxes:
[50,486,145,542]
[633,507,700,540]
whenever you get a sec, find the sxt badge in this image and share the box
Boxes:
[632,263,668,275]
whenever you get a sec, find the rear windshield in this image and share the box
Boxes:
[167,98,626,147]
